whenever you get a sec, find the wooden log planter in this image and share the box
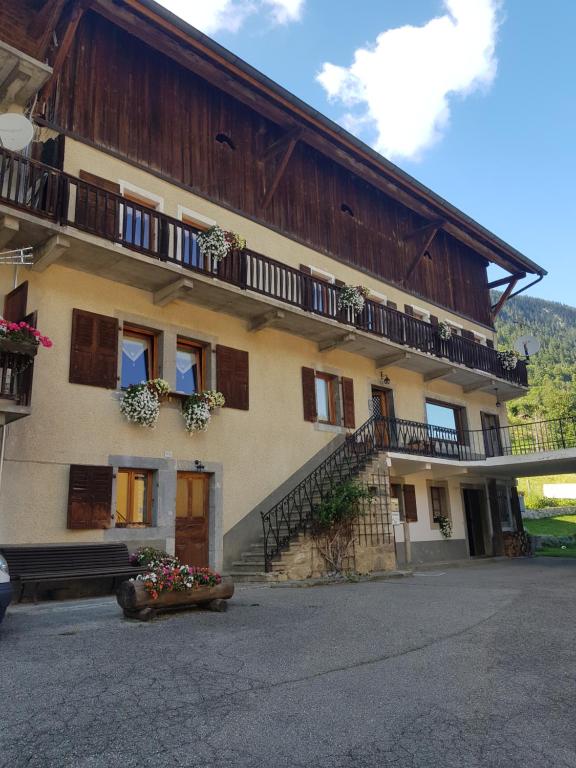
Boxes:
[117,577,235,621]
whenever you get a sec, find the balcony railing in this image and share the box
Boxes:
[0,146,528,387]
[0,348,34,406]
[372,415,576,461]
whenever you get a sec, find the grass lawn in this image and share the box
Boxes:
[523,515,576,537]
[536,546,576,558]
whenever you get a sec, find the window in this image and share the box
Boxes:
[115,469,153,527]
[176,338,204,395]
[121,325,157,388]
[497,486,514,531]
[429,485,449,524]
[315,372,337,424]
[426,400,466,442]
[307,266,336,315]
[178,207,215,269]
[411,306,431,322]
[121,191,159,250]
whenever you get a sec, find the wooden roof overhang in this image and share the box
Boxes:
[50,0,547,282]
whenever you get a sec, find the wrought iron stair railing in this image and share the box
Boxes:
[260,414,386,571]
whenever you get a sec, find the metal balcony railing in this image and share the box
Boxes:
[0,145,528,387]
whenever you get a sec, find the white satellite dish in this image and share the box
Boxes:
[0,113,35,152]
[514,335,541,357]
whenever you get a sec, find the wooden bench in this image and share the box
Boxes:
[0,543,144,602]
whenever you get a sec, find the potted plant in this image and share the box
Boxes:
[338,285,370,315]
[497,350,520,371]
[197,225,246,262]
[436,514,452,539]
[118,551,234,620]
[182,390,225,433]
[0,318,53,355]
[436,321,453,341]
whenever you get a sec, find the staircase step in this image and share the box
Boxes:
[231,560,266,571]
[240,551,266,560]
[228,571,272,583]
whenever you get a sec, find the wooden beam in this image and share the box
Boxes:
[490,277,519,320]
[31,234,70,272]
[403,218,445,242]
[318,333,356,353]
[261,128,303,161]
[0,216,20,251]
[487,272,526,289]
[29,0,68,58]
[153,277,194,307]
[260,136,299,210]
[423,367,454,382]
[402,227,439,286]
[39,1,91,105]
[248,309,285,332]
[376,352,412,368]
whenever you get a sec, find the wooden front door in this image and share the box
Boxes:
[175,472,210,567]
[481,412,503,457]
[372,387,395,448]
[463,488,487,557]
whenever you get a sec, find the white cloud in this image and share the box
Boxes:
[317,0,501,161]
[157,0,304,35]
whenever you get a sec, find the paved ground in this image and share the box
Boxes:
[1,559,576,768]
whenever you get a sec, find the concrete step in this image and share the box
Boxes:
[240,550,266,560]
[228,571,272,583]
[231,560,266,572]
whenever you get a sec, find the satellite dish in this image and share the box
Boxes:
[514,335,541,357]
[0,113,35,152]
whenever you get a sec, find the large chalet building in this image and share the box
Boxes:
[0,0,556,580]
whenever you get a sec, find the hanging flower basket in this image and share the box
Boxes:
[338,285,370,314]
[146,378,171,401]
[182,390,225,433]
[436,321,453,341]
[120,382,161,428]
[497,350,519,371]
[436,515,452,539]
[197,225,246,263]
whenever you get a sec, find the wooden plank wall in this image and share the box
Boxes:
[0,0,47,59]
[44,11,491,326]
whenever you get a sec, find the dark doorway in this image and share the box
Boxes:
[372,386,396,448]
[463,488,487,557]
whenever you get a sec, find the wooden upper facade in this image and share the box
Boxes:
[0,0,545,330]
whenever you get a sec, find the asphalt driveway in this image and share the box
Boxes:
[1,559,575,767]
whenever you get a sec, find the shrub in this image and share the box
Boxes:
[313,480,374,529]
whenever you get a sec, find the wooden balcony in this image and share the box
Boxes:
[0,146,528,397]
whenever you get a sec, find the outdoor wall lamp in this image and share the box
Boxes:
[194,459,205,471]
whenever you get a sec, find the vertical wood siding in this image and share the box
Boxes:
[45,12,491,326]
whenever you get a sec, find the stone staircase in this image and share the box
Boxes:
[228,454,395,583]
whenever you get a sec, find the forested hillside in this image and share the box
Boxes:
[494,293,576,422]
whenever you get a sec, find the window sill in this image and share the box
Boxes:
[115,523,152,529]
[314,422,347,435]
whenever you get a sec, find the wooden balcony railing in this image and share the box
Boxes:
[0,349,34,406]
[0,146,528,387]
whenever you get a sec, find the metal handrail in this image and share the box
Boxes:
[0,145,528,387]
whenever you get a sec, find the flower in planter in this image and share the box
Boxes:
[497,350,519,371]
[0,318,53,348]
[135,563,222,599]
[437,321,453,341]
[436,515,452,539]
[130,546,179,569]
[197,225,246,262]
[120,382,160,427]
[147,378,171,397]
[338,285,370,314]
[182,390,225,433]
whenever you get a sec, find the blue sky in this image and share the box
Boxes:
[158,0,575,306]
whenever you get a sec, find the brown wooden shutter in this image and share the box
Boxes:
[403,484,418,522]
[461,329,475,341]
[301,367,317,422]
[430,315,439,326]
[79,170,121,194]
[404,304,414,316]
[341,376,355,429]
[216,345,249,410]
[3,281,28,322]
[387,300,397,310]
[67,465,113,529]
[69,309,119,388]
